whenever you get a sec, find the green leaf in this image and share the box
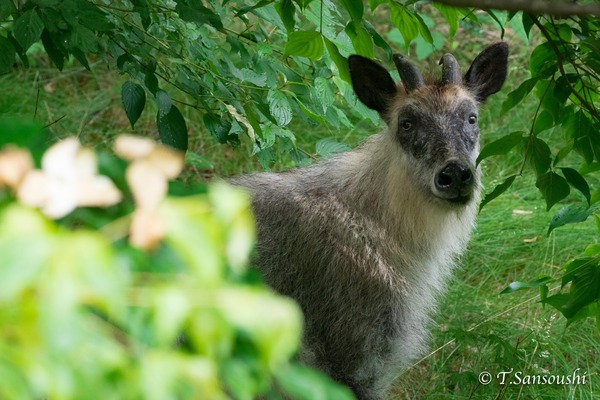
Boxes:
[563,111,600,164]
[70,25,100,53]
[131,0,151,29]
[0,207,53,302]
[157,104,188,151]
[414,14,433,44]
[116,53,134,72]
[0,36,16,74]
[553,140,573,167]
[258,124,276,149]
[203,114,233,144]
[236,0,275,16]
[536,171,570,211]
[344,21,374,58]
[275,364,355,400]
[121,81,146,129]
[585,244,600,257]
[562,257,596,286]
[560,167,591,205]
[593,187,600,205]
[390,4,419,49]
[72,47,91,70]
[242,104,263,141]
[324,38,350,83]
[7,32,29,68]
[40,29,65,71]
[533,109,554,134]
[501,78,538,115]
[485,10,506,38]
[339,0,363,22]
[542,293,570,314]
[562,264,600,319]
[556,23,573,42]
[292,0,314,9]
[363,20,393,60]
[527,136,552,177]
[284,30,324,60]
[275,0,296,33]
[39,6,68,32]
[314,77,334,109]
[222,360,256,400]
[144,70,159,95]
[522,12,535,38]
[479,175,517,211]
[368,0,387,10]
[477,131,523,165]
[501,276,554,294]
[232,68,267,87]
[294,96,327,124]
[434,4,460,39]
[530,42,558,78]
[547,205,591,236]
[175,0,223,30]
[316,139,351,158]
[540,284,549,302]
[0,0,11,21]
[14,9,44,51]
[76,1,114,31]
[155,90,172,116]
[267,90,292,127]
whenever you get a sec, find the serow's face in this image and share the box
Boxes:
[393,86,480,206]
[349,42,509,207]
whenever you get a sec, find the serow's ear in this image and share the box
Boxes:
[349,55,397,114]
[464,42,509,103]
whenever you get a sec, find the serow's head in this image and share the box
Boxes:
[349,43,508,206]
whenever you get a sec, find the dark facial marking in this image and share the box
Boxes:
[395,94,479,164]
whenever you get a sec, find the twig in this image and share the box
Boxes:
[433,0,600,17]
[43,114,66,128]
[34,87,40,119]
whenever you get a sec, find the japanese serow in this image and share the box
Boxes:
[230,42,508,399]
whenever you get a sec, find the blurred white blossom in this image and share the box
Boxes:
[13,138,122,218]
[114,135,184,249]
[0,146,34,189]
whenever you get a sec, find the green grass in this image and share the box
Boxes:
[1,40,598,400]
[392,173,599,400]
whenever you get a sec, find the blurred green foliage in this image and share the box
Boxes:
[0,119,354,400]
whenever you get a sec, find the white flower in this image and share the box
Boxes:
[113,135,184,249]
[16,138,122,218]
[0,146,34,189]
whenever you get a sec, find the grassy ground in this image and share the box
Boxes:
[1,37,598,400]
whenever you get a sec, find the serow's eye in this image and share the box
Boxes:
[401,120,413,130]
[468,115,478,124]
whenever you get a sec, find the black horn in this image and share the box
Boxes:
[439,53,462,86]
[393,53,424,92]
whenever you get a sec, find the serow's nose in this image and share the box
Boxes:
[434,162,474,202]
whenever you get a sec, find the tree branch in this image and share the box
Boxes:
[433,0,600,17]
